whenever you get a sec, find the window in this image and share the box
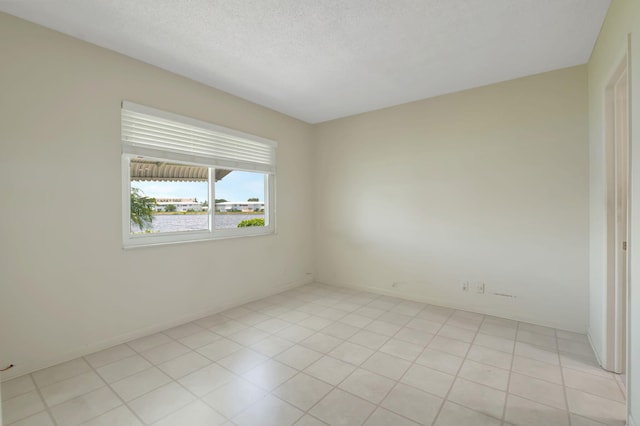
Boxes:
[122,101,276,247]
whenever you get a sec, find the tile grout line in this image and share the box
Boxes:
[121,335,210,424]
[371,299,464,425]
[144,297,302,425]
[5,290,487,424]
[6,288,316,425]
[196,291,370,425]
[8,284,615,426]
[428,308,476,426]
[83,323,261,425]
[182,321,293,424]
[21,359,99,425]
[557,328,574,426]
[261,288,387,424]
[27,373,58,426]
[80,352,148,425]
[499,319,520,426]
[228,294,507,425]
[290,287,617,425]
[292,295,403,425]
[358,301,450,425]
[615,373,627,399]
[11,367,105,426]
[199,292,345,424]
[508,345,625,401]
[281,294,420,424]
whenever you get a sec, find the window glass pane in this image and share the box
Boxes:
[214,169,266,229]
[129,158,209,234]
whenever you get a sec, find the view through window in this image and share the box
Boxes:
[213,169,266,230]
[129,160,267,235]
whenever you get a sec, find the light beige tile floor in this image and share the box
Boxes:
[1,284,627,426]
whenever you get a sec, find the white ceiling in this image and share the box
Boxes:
[1,0,610,123]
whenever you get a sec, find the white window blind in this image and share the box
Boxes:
[122,101,276,173]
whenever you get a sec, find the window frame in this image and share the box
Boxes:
[121,103,276,248]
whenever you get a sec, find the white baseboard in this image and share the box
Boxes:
[586,328,606,369]
[323,280,586,333]
[629,413,637,426]
[1,277,311,382]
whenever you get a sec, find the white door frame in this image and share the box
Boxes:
[604,51,630,374]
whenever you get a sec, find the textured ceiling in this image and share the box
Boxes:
[1,0,610,123]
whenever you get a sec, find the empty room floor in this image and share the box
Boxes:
[2,284,627,426]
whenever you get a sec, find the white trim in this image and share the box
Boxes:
[123,156,275,248]
[587,327,606,369]
[122,155,132,247]
[625,31,633,426]
[0,277,311,382]
[603,47,630,373]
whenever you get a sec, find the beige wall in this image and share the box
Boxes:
[314,66,589,332]
[0,13,315,380]
[588,1,640,424]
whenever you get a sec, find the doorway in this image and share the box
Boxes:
[605,53,629,375]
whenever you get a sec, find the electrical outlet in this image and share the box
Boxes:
[476,283,485,294]
[461,281,469,292]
